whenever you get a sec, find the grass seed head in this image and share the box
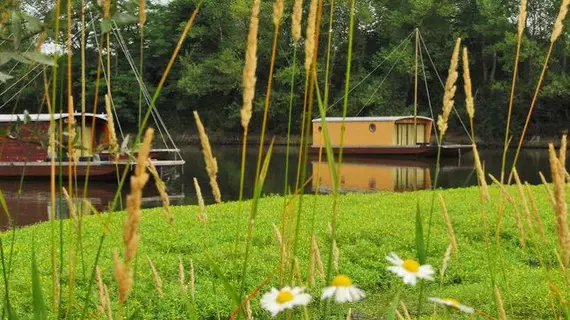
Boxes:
[551,0,570,43]
[193,111,222,203]
[147,256,163,297]
[517,0,527,37]
[292,0,303,41]
[147,160,173,224]
[139,0,146,26]
[437,38,461,137]
[462,47,474,120]
[273,0,284,27]
[305,0,318,73]
[193,177,208,223]
[440,244,453,278]
[439,194,458,254]
[549,143,570,265]
[178,257,186,291]
[471,143,490,201]
[104,94,119,161]
[559,134,567,168]
[494,286,507,320]
[113,251,133,303]
[241,0,261,129]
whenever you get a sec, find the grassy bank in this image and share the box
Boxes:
[2,184,565,318]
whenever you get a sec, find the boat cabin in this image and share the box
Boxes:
[312,116,434,148]
[0,113,110,162]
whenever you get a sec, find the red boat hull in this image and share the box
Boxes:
[308,144,472,157]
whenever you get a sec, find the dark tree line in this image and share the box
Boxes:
[1,0,570,142]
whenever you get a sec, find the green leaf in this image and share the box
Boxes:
[21,52,57,66]
[0,52,32,65]
[22,13,43,33]
[10,11,22,50]
[127,308,140,319]
[43,0,67,28]
[0,72,13,84]
[255,139,275,198]
[415,201,427,265]
[384,287,403,320]
[101,19,112,34]
[0,52,14,66]
[112,13,138,25]
[31,236,47,320]
[204,253,245,318]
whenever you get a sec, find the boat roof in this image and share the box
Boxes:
[0,113,108,123]
[312,116,433,123]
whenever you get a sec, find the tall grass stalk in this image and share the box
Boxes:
[252,0,283,214]
[419,38,461,317]
[500,0,527,183]
[105,1,202,224]
[510,0,569,181]
[324,0,355,286]
[548,143,570,266]
[237,140,275,316]
[138,0,146,129]
[280,9,300,285]
[290,0,324,286]
[234,0,261,265]
[48,0,62,311]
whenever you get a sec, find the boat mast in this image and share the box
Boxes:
[413,28,419,145]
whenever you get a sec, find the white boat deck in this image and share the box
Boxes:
[0,159,185,167]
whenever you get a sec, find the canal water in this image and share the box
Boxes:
[0,146,566,228]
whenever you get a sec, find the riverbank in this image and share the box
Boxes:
[1,185,563,318]
[171,132,566,149]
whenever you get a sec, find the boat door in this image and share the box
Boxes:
[396,123,426,145]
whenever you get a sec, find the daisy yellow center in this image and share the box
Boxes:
[402,259,420,273]
[276,291,294,304]
[443,298,460,307]
[331,274,353,287]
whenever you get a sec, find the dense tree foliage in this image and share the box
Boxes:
[1,0,570,141]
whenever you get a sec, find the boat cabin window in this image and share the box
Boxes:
[369,123,376,132]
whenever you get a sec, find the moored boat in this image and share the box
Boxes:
[309,116,472,157]
[0,112,184,179]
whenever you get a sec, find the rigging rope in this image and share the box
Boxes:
[111,21,180,155]
[326,29,416,111]
[89,15,125,140]
[111,25,170,151]
[419,32,472,141]
[1,18,96,96]
[355,39,411,116]
[0,67,45,110]
[418,41,439,142]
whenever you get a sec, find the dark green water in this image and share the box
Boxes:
[0,146,565,228]
[176,145,565,203]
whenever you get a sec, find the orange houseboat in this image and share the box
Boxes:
[310,116,471,157]
[0,113,184,179]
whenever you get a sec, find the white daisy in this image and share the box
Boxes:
[321,274,366,303]
[260,286,311,317]
[386,252,435,285]
[428,297,475,314]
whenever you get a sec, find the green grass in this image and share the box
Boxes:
[1,184,565,319]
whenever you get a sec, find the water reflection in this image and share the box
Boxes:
[0,146,567,228]
[0,176,185,229]
[311,158,432,193]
